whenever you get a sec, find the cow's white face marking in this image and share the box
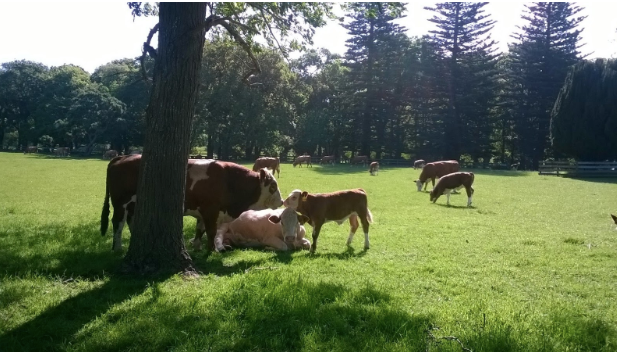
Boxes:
[283,190,302,210]
[415,180,424,192]
[250,169,283,210]
[188,159,214,190]
[272,207,302,241]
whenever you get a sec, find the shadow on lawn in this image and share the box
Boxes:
[310,165,374,175]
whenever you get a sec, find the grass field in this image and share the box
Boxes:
[1,152,616,352]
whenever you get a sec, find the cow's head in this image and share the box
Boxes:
[283,189,307,210]
[292,160,298,167]
[429,188,441,203]
[255,168,283,209]
[415,179,424,192]
[268,207,309,242]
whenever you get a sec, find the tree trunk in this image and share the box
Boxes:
[122,3,207,275]
[206,132,214,159]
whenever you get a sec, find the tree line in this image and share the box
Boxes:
[1,2,615,168]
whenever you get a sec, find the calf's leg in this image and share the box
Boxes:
[310,223,324,254]
[358,209,371,250]
[346,215,359,246]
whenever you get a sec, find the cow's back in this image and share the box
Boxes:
[107,155,141,206]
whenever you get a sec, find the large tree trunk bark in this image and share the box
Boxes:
[122,3,207,275]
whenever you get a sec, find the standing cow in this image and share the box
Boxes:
[293,155,312,168]
[320,155,335,165]
[100,155,284,252]
[252,157,281,178]
[24,146,38,154]
[369,161,379,176]
[284,189,373,253]
[429,172,475,207]
[415,160,460,192]
[103,150,119,159]
[350,155,368,166]
[413,159,426,169]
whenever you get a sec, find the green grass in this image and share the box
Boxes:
[1,152,616,351]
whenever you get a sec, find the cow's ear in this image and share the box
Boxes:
[297,214,310,225]
[268,215,281,224]
[612,214,617,224]
[259,169,266,181]
[301,191,309,201]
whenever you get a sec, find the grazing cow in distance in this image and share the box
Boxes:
[511,162,520,170]
[103,150,118,159]
[24,146,38,154]
[293,155,312,168]
[351,155,368,166]
[320,155,335,165]
[253,157,281,178]
[369,161,379,176]
[284,189,373,253]
[415,160,460,192]
[215,207,311,252]
[430,172,475,207]
[54,147,70,157]
[100,155,284,252]
[414,159,426,169]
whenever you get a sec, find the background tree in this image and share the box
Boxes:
[550,58,617,160]
[509,2,586,168]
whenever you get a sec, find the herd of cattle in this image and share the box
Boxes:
[100,153,475,254]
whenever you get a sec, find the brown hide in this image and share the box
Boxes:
[351,155,368,165]
[320,155,335,164]
[252,157,280,177]
[430,172,475,206]
[293,155,312,167]
[415,160,460,191]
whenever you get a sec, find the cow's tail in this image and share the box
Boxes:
[366,208,374,224]
[100,180,110,236]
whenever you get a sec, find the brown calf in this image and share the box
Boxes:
[350,155,368,166]
[369,161,379,176]
[284,189,373,253]
[415,160,460,191]
[293,155,312,168]
[430,172,475,207]
[253,157,281,178]
[320,155,335,165]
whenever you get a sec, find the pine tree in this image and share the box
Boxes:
[342,2,407,158]
[425,2,499,161]
[510,2,586,168]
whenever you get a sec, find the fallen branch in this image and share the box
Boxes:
[425,326,473,352]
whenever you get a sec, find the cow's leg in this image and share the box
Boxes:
[198,208,220,251]
[445,190,452,206]
[358,210,370,250]
[310,223,323,254]
[431,177,436,191]
[262,236,289,251]
[346,215,359,246]
[466,185,474,207]
[190,217,207,251]
[111,207,126,252]
[214,225,234,252]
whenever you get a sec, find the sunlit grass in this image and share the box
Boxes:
[1,152,616,351]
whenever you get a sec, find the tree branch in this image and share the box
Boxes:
[259,8,289,60]
[216,20,262,85]
[140,23,159,83]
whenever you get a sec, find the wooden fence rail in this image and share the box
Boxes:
[539,161,617,177]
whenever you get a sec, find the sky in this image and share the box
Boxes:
[0,2,615,73]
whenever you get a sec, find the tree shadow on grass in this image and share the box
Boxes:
[306,245,369,260]
[311,165,374,175]
[68,280,435,352]
[433,203,474,209]
[566,176,617,185]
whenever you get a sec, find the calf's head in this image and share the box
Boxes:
[269,207,309,241]
[429,188,442,203]
[255,168,283,209]
[283,189,306,210]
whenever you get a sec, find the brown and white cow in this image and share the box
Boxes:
[415,160,460,192]
[54,147,70,157]
[293,155,312,168]
[414,159,426,169]
[253,157,281,178]
[369,161,379,176]
[24,146,38,154]
[103,150,118,159]
[320,155,335,165]
[430,172,475,207]
[350,155,368,166]
[214,207,311,252]
[100,155,284,252]
[284,189,373,253]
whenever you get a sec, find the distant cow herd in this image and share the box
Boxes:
[99,152,477,255]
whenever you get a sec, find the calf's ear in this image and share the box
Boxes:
[268,215,281,224]
[297,215,310,225]
[301,191,309,201]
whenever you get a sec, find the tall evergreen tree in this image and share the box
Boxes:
[510,2,586,168]
[342,2,406,157]
[425,2,499,161]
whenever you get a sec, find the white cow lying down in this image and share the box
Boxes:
[214,207,311,252]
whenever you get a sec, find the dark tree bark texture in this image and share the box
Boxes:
[122,3,207,275]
